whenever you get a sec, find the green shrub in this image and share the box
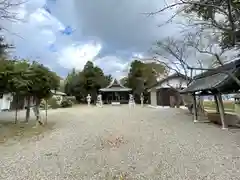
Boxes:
[61,99,73,108]
[48,97,61,109]
[65,96,77,104]
[40,100,46,109]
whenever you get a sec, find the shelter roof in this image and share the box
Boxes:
[181,59,240,94]
[233,93,240,99]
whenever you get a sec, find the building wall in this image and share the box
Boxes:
[156,88,182,106]
[149,76,189,107]
[150,90,157,106]
[155,77,188,89]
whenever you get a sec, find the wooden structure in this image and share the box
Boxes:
[147,73,191,107]
[181,59,240,129]
[0,89,65,112]
[99,79,132,104]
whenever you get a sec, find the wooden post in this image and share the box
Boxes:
[193,93,198,123]
[213,94,219,113]
[216,93,227,129]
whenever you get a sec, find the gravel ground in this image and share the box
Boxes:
[0,105,240,180]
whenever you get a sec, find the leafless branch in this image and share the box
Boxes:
[146,1,227,17]
[0,0,27,38]
[145,0,239,50]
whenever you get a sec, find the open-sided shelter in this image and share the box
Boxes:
[181,59,240,129]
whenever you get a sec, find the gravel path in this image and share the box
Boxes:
[0,105,240,179]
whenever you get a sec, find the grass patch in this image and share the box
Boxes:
[203,100,235,112]
[0,120,55,144]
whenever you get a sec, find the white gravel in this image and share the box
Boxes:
[0,105,240,180]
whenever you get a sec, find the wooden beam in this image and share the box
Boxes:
[214,94,219,113]
[216,93,227,129]
[192,93,198,123]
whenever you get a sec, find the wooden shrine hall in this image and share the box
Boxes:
[99,78,132,105]
[181,59,240,129]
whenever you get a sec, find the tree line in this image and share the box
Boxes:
[65,60,166,104]
[64,61,112,103]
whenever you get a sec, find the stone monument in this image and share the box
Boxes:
[96,94,103,107]
[86,94,91,106]
[128,94,135,108]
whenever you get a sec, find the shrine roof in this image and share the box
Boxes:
[99,78,132,92]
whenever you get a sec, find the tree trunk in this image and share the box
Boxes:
[45,99,48,125]
[15,95,18,124]
[25,96,31,123]
[226,0,236,46]
[33,98,43,127]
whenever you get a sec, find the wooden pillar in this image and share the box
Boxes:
[213,94,219,113]
[216,93,227,129]
[193,93,198,122]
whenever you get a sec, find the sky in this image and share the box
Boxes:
[2,0,180,79]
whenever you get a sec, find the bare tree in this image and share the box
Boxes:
[148,0,239,48]
[0,0,26,38]
[0,0,25,20]
[149,36,204,79]
[183,30,240,86]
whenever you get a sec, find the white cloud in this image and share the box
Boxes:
[28,8,64,31]
[95,56,130,78]
[24,0,46,15]
[132,53,144,59]
[3,1,102,73]
[58,43,102,70]
[2,0,180,78]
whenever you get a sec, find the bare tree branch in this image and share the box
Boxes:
[0,0,27,38]
[145,0,240,50]
[146,1,228,17]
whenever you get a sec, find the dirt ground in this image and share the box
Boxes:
[0,105,240,180]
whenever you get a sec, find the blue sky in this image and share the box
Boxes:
[2,0,179,78]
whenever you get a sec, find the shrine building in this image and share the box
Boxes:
[99,78,132,105]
